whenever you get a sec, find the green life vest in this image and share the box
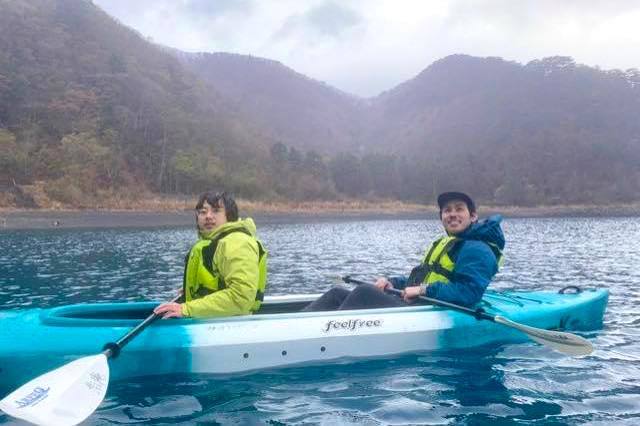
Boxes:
[409,236,503,285]
[182,228,267,312]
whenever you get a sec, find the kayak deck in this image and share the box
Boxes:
[39,288,605,329]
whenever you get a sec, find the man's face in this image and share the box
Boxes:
[440,200,477,235]
[196,201,228,233]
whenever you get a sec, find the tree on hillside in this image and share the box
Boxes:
[0,129,27,185]
[330,153,370,197]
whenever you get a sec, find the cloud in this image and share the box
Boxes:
[305,1,362,37]
[93,0,640,97]
[182,0,254,19]
[270,2,362,50]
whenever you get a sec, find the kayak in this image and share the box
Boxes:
[0,288,608,396]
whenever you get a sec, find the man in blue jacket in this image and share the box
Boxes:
[303,192,505,311]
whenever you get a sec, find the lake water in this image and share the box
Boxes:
[1,217,639,425]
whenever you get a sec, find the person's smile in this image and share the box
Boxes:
[441,200,476,235]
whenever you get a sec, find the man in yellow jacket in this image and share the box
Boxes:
[154,192,267,319]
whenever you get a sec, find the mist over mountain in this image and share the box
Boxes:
[179,52,367,154]
[1,0,638,207]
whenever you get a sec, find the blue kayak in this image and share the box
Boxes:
[0,288,608,396]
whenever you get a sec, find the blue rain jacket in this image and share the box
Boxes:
[390,215,505,307]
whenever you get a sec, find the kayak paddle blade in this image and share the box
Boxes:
[494,315,594,356]
[0,354,109,426]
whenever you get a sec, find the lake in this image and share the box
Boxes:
[1,216,639,424]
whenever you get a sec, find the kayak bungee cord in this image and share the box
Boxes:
[341,276,594,356]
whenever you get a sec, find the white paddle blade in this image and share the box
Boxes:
[494,315,594,356]
[0,354,109,426]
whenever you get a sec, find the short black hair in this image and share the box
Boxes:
[195,191,239,221]
[437,192,476,216]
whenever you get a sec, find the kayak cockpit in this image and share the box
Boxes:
[40,294,321,326]
[41,302,159,326]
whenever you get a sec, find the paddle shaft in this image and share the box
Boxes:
[342,276,495,321]
[103,294,182,359]
[341,275,594,356]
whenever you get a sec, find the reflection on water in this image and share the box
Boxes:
[1,217,639,424]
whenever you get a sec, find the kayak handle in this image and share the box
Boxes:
[559,286,582,294]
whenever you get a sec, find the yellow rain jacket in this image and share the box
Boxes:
[181,218,267,318]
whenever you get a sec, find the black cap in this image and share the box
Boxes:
[437,192,476,213]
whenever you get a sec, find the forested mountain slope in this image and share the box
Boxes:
[1,0,638,207]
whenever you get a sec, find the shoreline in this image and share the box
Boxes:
[1,202,639,230]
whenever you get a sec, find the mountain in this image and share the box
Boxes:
[179,52,366,154]
[1,0,639,207]
[0,0,275,202]
[366,55,640,203]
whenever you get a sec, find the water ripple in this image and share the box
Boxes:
[1,217,639,425]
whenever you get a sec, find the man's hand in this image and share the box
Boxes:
[401,285,425,303]
[153,302,184,319]
[374,277,392,291]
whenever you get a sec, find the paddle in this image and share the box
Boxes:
[341,276,594,356]
[0,294,181,426]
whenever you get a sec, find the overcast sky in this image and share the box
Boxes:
[93,0,640,97]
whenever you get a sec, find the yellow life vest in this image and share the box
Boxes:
[415,236,503,285]
[182,228,267,312]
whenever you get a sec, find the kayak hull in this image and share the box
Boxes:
[0,289,608,395]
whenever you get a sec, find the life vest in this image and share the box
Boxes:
[408,236,503,285]
[182,228,267,312]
